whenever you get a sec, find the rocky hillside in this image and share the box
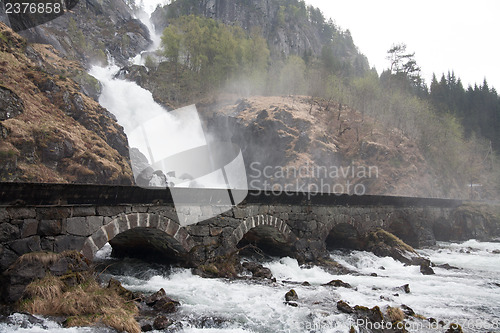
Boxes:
[0,23,133,184]
[206,96,461,198]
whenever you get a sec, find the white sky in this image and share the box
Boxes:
[306,0,500,90]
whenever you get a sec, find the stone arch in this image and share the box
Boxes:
[80,212,195,260]
[229,214,297,248]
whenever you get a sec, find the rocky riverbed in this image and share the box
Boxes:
[1,237,500,333]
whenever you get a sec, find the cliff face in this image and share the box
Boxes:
[151,0,368,72]
[0,23,133,184]
[14,0,150,68]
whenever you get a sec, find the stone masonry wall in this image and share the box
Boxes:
[2,197,496,272]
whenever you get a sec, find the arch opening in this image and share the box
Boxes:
[107,228,188,264]
[237,225,295,258]
[325,223,364,251]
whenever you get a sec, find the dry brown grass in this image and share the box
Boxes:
[17,251,68,266]
[24,273,65,301]
[372,229,416,253]
[20,274,140,333]
[385,306,405,322]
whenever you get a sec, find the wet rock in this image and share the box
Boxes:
[198,316,227,328]
[153,315,173,330]
[107,278,134,301]
[354,305,384,323]
[145,288,180,313]
[153,297,179,313]
[145,288,167,305]
[314,258,355,275]
[3,312,45,328]
[435,263,459,270]
[242,261,273,279]
[285,289,298,302]
[400,304,415,317]
[323,279,352,288]
[337,300,353,314]
[141,323,153,332]
[420,262,435,275]
[394,284,410,294]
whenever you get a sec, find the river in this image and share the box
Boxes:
[2,240,500,332]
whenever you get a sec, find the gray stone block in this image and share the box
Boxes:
[91,228,108,249]
[38,220,62,236]
[132,205,149,213]
[0,222,20,242]
[187,225,210,237]
[8,236,41,255]
[0,245,18,271]
[86,216,104,233]
[0,208,9,223]
[233,207,247,219]
[40,237,55,252]
[66,216,101,236]
[36,207,71,220]
[97,206,128,217]
[21,219,38,238]
[66,217,85,236]
[7,207,36,219]
[9,219,24,226]
[54,235,86,252]
[72,206,96,217]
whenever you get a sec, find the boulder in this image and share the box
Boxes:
[145,288,180,313]
[153,315,173,330]
[107,278,134,301]
[284,289,298,302]
[1,251,90,303]
[354,305,384,323]
[337,300,353,314]
[420,261,435,275]
[323,279,352,288]
[400,304,415,317]
[242,261,273,279]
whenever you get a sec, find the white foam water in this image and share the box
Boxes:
[2,241,500,332]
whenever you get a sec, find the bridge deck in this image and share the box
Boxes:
[0,182,462,208]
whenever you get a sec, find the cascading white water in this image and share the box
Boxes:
[132,0,169,64]
[89,64,206,159]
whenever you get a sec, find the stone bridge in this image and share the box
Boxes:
[1,182,492,272]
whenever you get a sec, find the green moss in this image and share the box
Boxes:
[0,31,8,44]
[369,228,415,253]
[199,263,219,275]
[0,150,17,158]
